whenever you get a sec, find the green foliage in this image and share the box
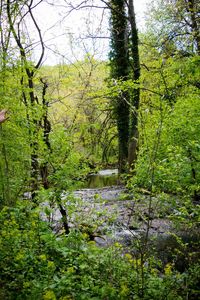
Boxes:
[130,51,200,197]
[48,125,90,191]
[1,201,199,300]
[0,57,117,207]
[0,201,54,299]
[40,59,117,165]
[0,1,200,299]
[136,3,200,195]
[0,67,31,206]
[145,0,200,56]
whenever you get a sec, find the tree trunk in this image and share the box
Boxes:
[128,0,140,170]
[40,78,51,190]
[187,0,200,55]
[58,203,70,235]
[7,0,46,199]
[110,0,130,173]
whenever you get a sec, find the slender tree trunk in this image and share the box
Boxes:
[128,0,140,169]
[187,0,200,54]
[56,195,70,235]
[40,78,51,189]
[7,0,46,199]
[58,203,70,235]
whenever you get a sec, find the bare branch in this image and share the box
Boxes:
[26,1,45,69]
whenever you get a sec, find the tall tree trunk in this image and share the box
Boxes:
[0,16,11,204]
[110,0,130,173]
[7,0,46,199]
[128,0,140,169]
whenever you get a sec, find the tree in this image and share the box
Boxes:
[109,0,130,173]
[147,0,200,56]
[4,1,51,198]
[109,0,140,172]
[54,0,140,172]
[130,0,200,201]
[127,0,140,168]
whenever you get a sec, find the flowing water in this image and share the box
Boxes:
[40,169,199,269]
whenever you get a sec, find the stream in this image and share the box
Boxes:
[40,169,199,271]
[44,169,171,245]
[85,169,119,188]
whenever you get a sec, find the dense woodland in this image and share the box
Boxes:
[0,0,200,299]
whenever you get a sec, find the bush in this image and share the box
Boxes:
[0,201,199,299]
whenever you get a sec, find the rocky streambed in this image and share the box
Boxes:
[76,185,172,242]
[40,169,199,271]
[42,183,172,247]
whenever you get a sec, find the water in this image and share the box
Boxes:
[86,169,119,188]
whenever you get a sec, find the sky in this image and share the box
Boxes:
[31,0,151,65]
